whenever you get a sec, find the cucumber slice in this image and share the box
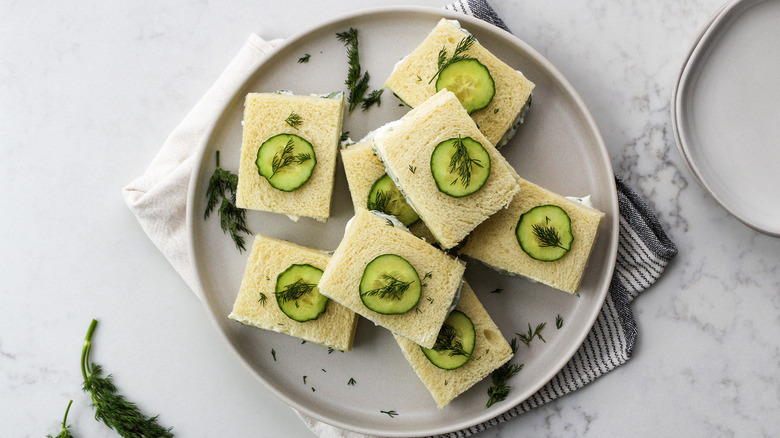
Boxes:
[430,136,491,198]
[256,134,317,192]
[436,58,495,114]
[359,254,421,315]
[367,174,420,227]
[421,310,476,370]
[515,205,574,262]
[275,264,328,322]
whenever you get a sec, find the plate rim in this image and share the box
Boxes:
[186,5,619,436]
[671,0,780,237]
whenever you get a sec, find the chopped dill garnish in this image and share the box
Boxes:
[298,53,311,63]
[490,288,504,294]
[303,376,307,384]
[301,340,306,344]
[258,292,267,306]
[321,369,326,373]
[556,314,564,329]
[432,323,474,360]
[340,131,350,142]
[429,34,476,84]
[327,347,335,354]
[284,112,303,129]
[385,218,394,227]
[311,387,316,392]
[416,74,422,81]
[494,108,500,114]
[380,410,398,418]
[367,190,390,212]
[336,28,383,112]
[486,338,523,408]
[408,165,417,174]
[205,150,251,252]
[46,400,74,438]
[271,348,276,361]
[415,308,423,314]
[517,322,547,346]
[449,135,484,188]
[361,274,412,301]
[348,378,356,386]
[270,138,312,178]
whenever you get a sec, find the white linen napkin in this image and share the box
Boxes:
[123,1,677,437]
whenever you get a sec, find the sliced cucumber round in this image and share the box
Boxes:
[275,264,328,322]
[367,174,420,227]
[359,254,421,315]
[421,310,476,370]
[430,136,491,198]
[436,58,495,114]
[256,133,317,192]
[516,205,574,262]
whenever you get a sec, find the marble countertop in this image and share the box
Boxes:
[2,0,778,437]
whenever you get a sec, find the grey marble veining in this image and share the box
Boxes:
[1,0,779,437]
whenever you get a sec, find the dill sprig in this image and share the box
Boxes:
[429,34,476,84]
[298,53,311,63]
[517,322,547,347]
[367,190,391,212]
[284,112,303,129]
[46,400,74,438]
[275,278,317,305]
[532,219,566,249]
[336,28,383,112]
[205,150,251,252]
[348,378,356,386]
[556,314,564,329]
[432,323,474,360]
[80,319,174,437]
[361,274,412,301]
[380,410,398,418]
[258,292,267,306]
[486,338,523,408]
[271,139,312,178]
[449,136,484,188]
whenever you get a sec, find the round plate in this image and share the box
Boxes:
[187,6,618,437]
[672,0,780,237]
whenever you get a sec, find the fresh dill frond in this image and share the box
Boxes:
[336,28,383,112]
[517,322,547,347]
[449,135,484,188]
[80,320,174,437]
[367,190,391,212]
[46,399,74,438]
[485,337,523,408]
[432,323,474,360]
[284,112,303,129]
[270,138,312,178]
[380,410,398,418]
[298,53,311,63]
[275,279,316,304]
[429,34,476,84]
[205,150,251,252]
[361,274,412,301]
[532,218,566,249]
[556,314,564,329]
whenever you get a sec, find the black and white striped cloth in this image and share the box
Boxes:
[433,2,679,436]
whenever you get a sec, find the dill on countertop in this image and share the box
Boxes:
[284,111,303,129]
[517,322,547,346]
[449,135,484,188]
[486,338,523,408]
[205,150,251,252]
[348,378,356,386]
[336,28,384,112]
[46,400,74,438]
[298,53,311,63]
[429,34,476,84]
[80,319,174,437]
[556,314,564,329]
[271,348,277,361]
[380,410,398,418]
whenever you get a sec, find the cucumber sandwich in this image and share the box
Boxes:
[460,173,605,294]
[393,282,514,409]
[236,92,345,222]
[372,89,520,250]
[229,235,358,351]
[385,18,535,148]
[317,208,466,349]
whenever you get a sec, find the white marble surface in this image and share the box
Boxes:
[2,0,779,437]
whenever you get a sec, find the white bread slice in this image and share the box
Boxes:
[373,90,520,250]
[340,140,435,242]
[228,234,358,351]
[393,282,513,409]
[385,18,535,147]
[236,92,344,220]
[318,208,466,349]
[459,173,605,294]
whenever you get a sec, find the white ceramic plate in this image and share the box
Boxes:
[187,6,618,437]
[672,0,780,237]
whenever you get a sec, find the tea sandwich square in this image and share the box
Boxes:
[459,174,605,294]
[317,208,466,349]
[372,89,520,250]
[340,139,433,241]
[393,282,513,409]
[236,92,345,221]
[385,18,535,147]
[229,234,358,351]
